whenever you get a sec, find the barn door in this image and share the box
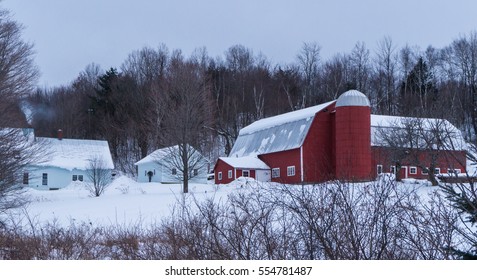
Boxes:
[400,166,408,179]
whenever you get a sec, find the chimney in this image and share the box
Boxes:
[57,129,63,140]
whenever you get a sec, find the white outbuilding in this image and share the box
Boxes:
[135,145,209,183]
[25,131,115,190]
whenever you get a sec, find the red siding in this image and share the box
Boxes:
[302,103,336,183]
[214,159,260,184]
[259,148,301,184]
[371,146,466,179]
[335,106,372,181]
[214,159,235,184]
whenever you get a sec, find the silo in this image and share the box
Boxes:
[334,90,372,181]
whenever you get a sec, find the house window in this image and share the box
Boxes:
[272,168,280,178]
[242,170,250,177]
[172,168,177,175]
[78,175,83,181]
[422,167,428,175]
[72,175,78,181]
[42,173,48,185]
[23,172,29,185]
[409,166,417,175]
[193,169,198,176]
[376,165,383,175]
[228,170,233,179]
[390,166,396,174]
[218,172,222,181]
[434,168,441,174]
[287,166,295,176]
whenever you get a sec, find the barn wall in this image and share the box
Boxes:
[259,148,301,184]
[302,103,336,183]
[371,146,467,179]
[214,160,235,184]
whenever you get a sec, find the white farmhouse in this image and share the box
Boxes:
[25,131,115,190]
[135,145,209,183]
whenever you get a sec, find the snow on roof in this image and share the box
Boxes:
[37,137,115,171]
[371,114,466,150]
[135,146,176,165]
[229,101,335,157]
[335,89,370,107]
[219,156,270,169]
[135,145,209,165]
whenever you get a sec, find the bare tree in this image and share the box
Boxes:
[349,41,371,92]
[296,42,321,108]
[86,156,111,197]
[374,117,466,185]
[159,145,209,184]
[373,36,398,114]
[161,55,213,193]
[0,128,45,220]
[0,9,39,101]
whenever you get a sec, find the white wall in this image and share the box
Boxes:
[136,160,209,184]
[136,162,162,183]
[27,166,91,190]
[256,169,271,182]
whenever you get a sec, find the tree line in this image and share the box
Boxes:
[20,34,477,176]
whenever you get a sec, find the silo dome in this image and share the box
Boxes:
[335,90,370,107]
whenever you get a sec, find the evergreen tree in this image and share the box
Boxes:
[399,57,437,116]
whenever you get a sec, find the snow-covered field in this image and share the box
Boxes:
[6,176,251,228]
[3,174,441,229]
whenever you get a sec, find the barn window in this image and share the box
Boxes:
[287,166,295,176]
[390,166,396,174]
[228,170,232,179]
[172,168,177,175]
[242,170,250,177]
[409,166,417,175]
[23,172,29,185]
[376,165,383,175]
[422,168,428,175]
[42,173,48,185]
[72,175,78,181]
[434,168,441,174]
[447,168,461,174]
[218,172,222,181]
[78,175,83,181]
[272,168,280,178]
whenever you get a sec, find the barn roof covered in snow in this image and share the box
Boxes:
[219,156,270,169]
[371,115,467,150]
[36,137,115,171]
[229,100,335,157]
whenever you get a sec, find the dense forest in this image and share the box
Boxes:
[19,34,477,175]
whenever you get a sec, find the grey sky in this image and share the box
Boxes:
[3,0,477,87]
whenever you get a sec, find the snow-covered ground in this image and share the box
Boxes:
[3,174,443,229]
[5,176,258,228]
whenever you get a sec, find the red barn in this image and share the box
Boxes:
[214,90,467,184]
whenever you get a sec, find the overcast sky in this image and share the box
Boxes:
[3,0,477,87]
